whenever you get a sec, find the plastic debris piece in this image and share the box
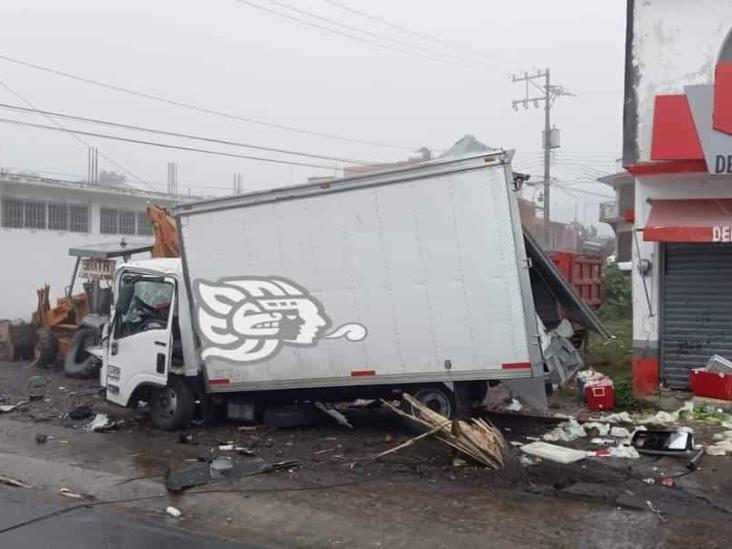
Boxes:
[598,411,633,424]
[661,477,674,487]
[706,439,732,456]
[315,402,354,429]
[642,478,655,485]
[0,474,31,488]
[218,444,235,451]
[542,418,586,442]
[166,506,182,518]
[0,401,27,413]
[58,487,84,499]
[27,375,47,388]
[84,414,111,432]
[590,437,615,445]
[610,426,631,438]
[505,398,523,412]
[583,422,611,436]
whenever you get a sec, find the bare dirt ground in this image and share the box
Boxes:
[1,359,732,548]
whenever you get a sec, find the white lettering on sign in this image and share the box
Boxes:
[79,258,116,280]
[713,225,732,242]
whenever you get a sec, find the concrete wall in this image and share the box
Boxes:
[0,181,174,320]
[625,0,732,163]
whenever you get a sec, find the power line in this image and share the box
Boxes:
[231,0,474,69]
[0,79,153,189]
[0,102,375,165]
[0,116,338,170]
[0,53,414,151]
[320,0,514,69]
[553,182,613,199]
[265,0,474,68]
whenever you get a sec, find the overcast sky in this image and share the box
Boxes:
[0,0,624,231]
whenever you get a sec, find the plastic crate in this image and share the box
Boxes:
[690,369,732,401]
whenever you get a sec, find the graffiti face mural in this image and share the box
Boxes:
[194,277,367,363]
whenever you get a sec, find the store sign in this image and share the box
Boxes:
[685,85,732,175]
[79,258,116,280]
[713,225,732,243]
[715,155,732,174]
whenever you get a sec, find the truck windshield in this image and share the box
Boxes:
[115,279,173,339]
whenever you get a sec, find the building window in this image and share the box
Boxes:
[69,205,89,233]
[137,211,154,235]
[48,203,68,231]
[24,201,46,230]
[100,207,118,234]
[1,198,24,228]
[119,210,136,235]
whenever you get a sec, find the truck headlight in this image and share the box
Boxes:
[108,366,121,381]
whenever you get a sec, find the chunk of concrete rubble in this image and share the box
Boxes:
[520,441,588,464]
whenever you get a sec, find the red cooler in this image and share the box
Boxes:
[585,379,615,411]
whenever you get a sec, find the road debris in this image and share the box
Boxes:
[68,405,93,421]
[520,441,587,464]
[631,428,694,455]
[646,500,667,523]
[706,439,732,456]
[165,458,301,492]
[592,445,640,459]
[35,433,48,444]
[315,402,354,429]
[384,394,506,469]
[661,477,674,487]
[166,506,183,518]
[27,375,47,388]
[371,420,451,461]
[0,401,27,413]
[58,487,85,499]
[505,398,523,412]
[84,414,113,432]
[0,474,31,488]
[542,418,586,442]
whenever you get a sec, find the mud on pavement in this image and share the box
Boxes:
[1,359,732,548]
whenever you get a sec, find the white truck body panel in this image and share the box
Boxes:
[175,153,542,393]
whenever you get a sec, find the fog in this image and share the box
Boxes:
[0,0,624,230]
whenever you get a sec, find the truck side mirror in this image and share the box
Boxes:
[115,277,136,314]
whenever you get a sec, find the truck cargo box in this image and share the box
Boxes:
[175,152,542,393]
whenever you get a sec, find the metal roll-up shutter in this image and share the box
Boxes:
[661,243,732,388]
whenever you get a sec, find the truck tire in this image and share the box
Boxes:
[35,327,58,367]
[150,376,195,430]
[402,385,455,419]
[64,328,100,379]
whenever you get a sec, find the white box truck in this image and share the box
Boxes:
[99,152,551,429]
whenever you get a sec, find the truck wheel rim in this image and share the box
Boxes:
[155,388,178,420]
[417,391,451,417]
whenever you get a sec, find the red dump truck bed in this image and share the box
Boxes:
[550,252,603,308]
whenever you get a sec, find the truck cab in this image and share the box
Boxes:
[100,258,199,428]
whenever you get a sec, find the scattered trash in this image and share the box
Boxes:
[583,422,611,436]
[35,433,48,444]
[642,478,655,485]
[0,401,27,413]
[592,445,640,459]
[235,446,256,456]
[521,442,587,464]
[315,402,354,429]
[0,474,31,488]
[542,418,586,442]
[178,433,194,444]
[218,444,235,451]
[58,386,66,391]
[706,439,732,456]
[631,428,694,455]
[712,430,732,442]
[28,393,44,401]
[27,375,47,388]
[166,506,183,519]
[706,354,732,375]
[58,487,84,500]
[519,454,542,467]
[638,401,694,425]
[505,398,523,412]
[84,414,115,432]
[165,458,300,492]
[599,411,633,424]
[590,437,615,445]
[610,426,631,438]
[645,500,667,523]
[660,477,674,487]
[384,394,506,469]
[237,425,258,432]
[68,405,93,421]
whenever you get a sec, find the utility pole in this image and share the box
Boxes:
[512,69,572,247]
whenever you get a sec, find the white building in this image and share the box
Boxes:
[0,170,182,319]
[621,0,732,392]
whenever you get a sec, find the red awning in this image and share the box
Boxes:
[644,199,732,242]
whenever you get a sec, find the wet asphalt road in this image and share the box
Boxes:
[0,487,254,549]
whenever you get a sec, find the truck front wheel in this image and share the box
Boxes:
[150,376,195,430]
